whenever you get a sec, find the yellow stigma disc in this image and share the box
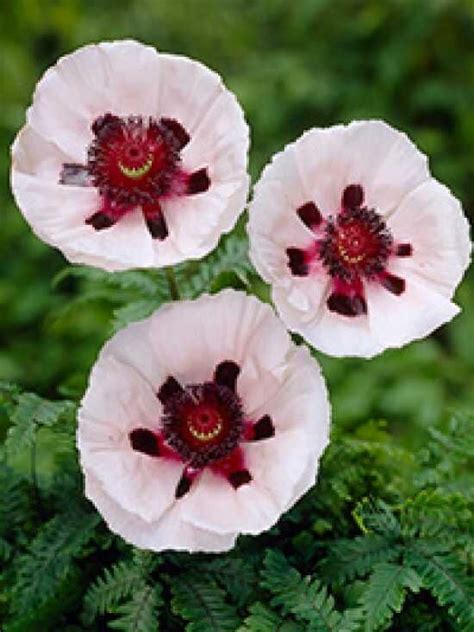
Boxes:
[118,155,154,179]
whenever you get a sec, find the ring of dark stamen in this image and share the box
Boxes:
[161,381,244,468]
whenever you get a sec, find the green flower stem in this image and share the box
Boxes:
[165,266,181,301]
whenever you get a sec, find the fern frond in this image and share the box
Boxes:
[203,555,259,608]
[358,562,421,631]
[10,506,99,614]
[111,298,164,332]
[83,559,148,622]
[237,602,304,632]
[171,571,240,632]
[319,534,402,585]
[261,551,362,631]
[177,234,253,298]
[108,584,163,632]
[353,498,401,537]
[405,549,474,630]
[5,392,75,455]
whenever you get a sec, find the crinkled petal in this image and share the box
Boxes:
[388,179,471,297]
[365,267,460,351]
[85,471,237,553]
[78,356,182,523]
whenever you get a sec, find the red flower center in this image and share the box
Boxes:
[128,361,276,498]
[286,184,413,317]
[59,113,210,240]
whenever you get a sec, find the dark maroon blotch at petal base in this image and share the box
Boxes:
[380,273,406,295]
[158,376,184,405]
[228,469,252,489]
[85,211,115,231]
[396,243,413,257]
[129,428,160,456]
[214,361,240,392]
[287,247,309,277]
[252,415,275,441]
[175,471,193,498]
[187,168,211,195]
[342,184,364,210]
[297,202,322,229]
[143,203,168,240]
[327,292,367,317]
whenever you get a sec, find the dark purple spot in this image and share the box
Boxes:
[160,117,190,150]
[228,469,252,489]
[396,243,413,257]
[60,163,91,187]
[85,211,116,230]
[327,292,367,317]
[287,247,309,276]
[187,168,210,194]
[297,202,322,229]
[381,273,405,295]
[143,206,168,240]
[158,376,184,405]
[342,184,364,210]
[129,428,160,456]
[175,472,193,498]
[214,361,240,392]
[252,415,275,441]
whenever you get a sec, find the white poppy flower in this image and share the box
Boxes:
[248,120,471,358]
[11,40,250,270]
[77,290,330,553]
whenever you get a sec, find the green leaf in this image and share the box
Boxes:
[111,298,164,332]
[319,534,402,585]
[405,550,474,630]
[358,562,422,631]
[238,602,304,632]
[10,507,100,615]
[108,584,163,632]
[261,551,362,631]
[5,393,75,455]
[171,571,240,632]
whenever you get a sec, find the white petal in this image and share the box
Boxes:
[149,290,291,389]
[85,471,237,553]
[275,289,384,359]
[388,179,471,297]
[78,355,181,523]
[343,120,430,216]
[365,268,460,351]
[11,171,155,271]
[26,41,161,159]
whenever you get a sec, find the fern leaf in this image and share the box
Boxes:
[358,562,422,631]
[261,551,361,631]
[405,549,474,630]
[83,559,148,622]
[178,234,253,298]
[5,393,75,455]
[111,298,163,332]
[237,602,304,631]
[10,507,100,614]
[353,498,401,537]
[171,571,240,632]
[319,534,402,585]
[108,584,162,632]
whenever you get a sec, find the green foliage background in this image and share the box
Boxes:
[1,1,473,630]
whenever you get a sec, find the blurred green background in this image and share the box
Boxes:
[1,0,473,440]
